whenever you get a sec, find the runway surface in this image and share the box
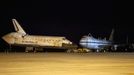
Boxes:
[0,52,134,75]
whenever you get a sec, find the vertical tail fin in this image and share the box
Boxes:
[12,19,26,35]
[109,29,114,41]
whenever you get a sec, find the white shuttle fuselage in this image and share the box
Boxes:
[2,19,74,51]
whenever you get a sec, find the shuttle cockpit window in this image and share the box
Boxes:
[63,38,66,40]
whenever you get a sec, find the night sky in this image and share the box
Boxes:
[0,0,133,48]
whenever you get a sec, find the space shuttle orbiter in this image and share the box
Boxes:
[2,19,77,52]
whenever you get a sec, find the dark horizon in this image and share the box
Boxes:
[0,0,133,48]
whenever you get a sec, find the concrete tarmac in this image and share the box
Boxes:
[0,52,134,75]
